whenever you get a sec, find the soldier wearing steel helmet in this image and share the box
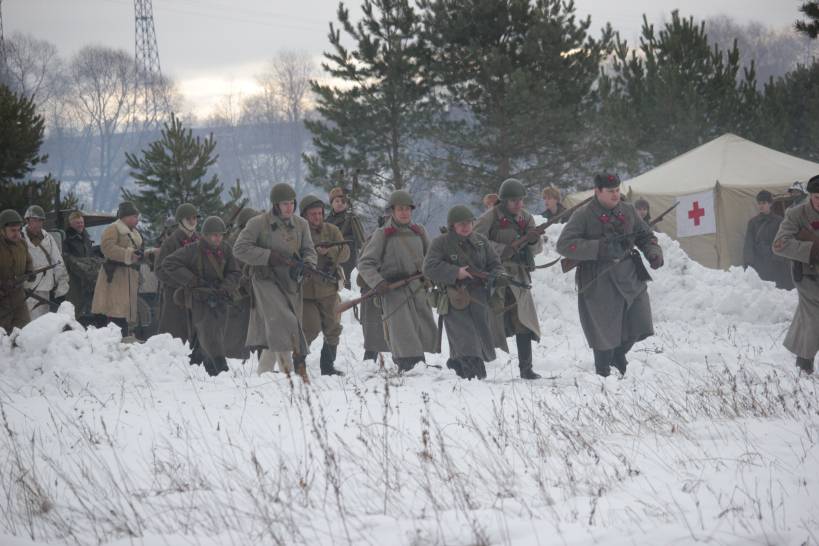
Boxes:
[474,178,544,379]
[0,209,35,332]
[155,203,200,343]
[326,187,366,290]
[22,205,70,319]
[233,183,318,382]
[160,216,241,376]
[357,190,438,372]
[299,195,350,376]
[423,205,505,379]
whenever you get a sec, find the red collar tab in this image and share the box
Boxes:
[517,218,528,231]
[204,246,223,258]
[811,221,819,230]
[384,226,398,237]
[409,223,423,235]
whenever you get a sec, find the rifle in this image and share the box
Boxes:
[335,272,424,314]
[508,196,592,255]
[315,239,354,249]
[560,201,679,274]
[462,266,531,290]
[24,288,58,311]
[225,198,250,232]
[4,262,61,289]
[271,251,339,284]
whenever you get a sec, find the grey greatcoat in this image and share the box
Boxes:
[557,198,662,351]
[474,205,543,352]
[223,230,251,359]
[233,210,317,355]
[160,240,241,360]
[357,218,437,358]
[772,201,819,360]
[356,233,389,354]
[155,228,199,342]
[423,230,505,361]
[743,213,793,289]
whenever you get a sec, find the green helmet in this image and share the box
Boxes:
[447,205,475,226]
[236,208,258,229]
[270,183,297,205]
[388,190,415,209]
[299,194,325,216]
[24,205,46,219]
[0,209,24,227]
[175,203,198,222]
[498,178,527,201]
[201,216,227,235]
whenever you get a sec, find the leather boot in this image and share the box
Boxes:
[612,344,631,376]
[293,354,310,383]
[446,358,464,377]
[320,344,344,376]
[395,357,421,372]
[516,334,541,380]
[593,349,613,377]
[363,350,378,362]
[203,356,229,376]
[471,357,487,380]
[796,357,815,375]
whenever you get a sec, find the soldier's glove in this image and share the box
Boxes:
[133,249,144,261]
[648,253,664,270]
[373,280,390,296]
[26,273,37,283]
[525,230,542,244]
[599,238,628,261]
[268,251,288,267]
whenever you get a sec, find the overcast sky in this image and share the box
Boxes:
[5,0,803,116]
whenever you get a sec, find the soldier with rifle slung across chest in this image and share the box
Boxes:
[0,209,35,333]
[556,173,663,377]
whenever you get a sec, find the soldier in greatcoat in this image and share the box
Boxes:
[0,209,34,333]
[423,205,505,379]
[299,195,350,376]
[63,211,105,327]
[325,187,366,290]
[743,190,792,289]
[358,212,391,362]
[474,178,543,379]
[772,175,819,374]
[233,183,317,381]
[223,207,258,360]
[161,216,241,376]
[357,190,438,372]
[556,173,663,377]
[155,203,199,343]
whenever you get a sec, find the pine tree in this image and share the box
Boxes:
[304,0,434,210]
[123,114,224,236]
[596,11,758,173]
[418,0,613,196]
[796,2,819,38]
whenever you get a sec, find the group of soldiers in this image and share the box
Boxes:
[2,173,818,379]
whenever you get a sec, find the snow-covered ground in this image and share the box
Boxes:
[1,226,817,546]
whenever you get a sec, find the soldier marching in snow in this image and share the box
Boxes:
[357,190,438,372]
[62,211,105,327]
[423,205,505,379]
[743,190,793,290]
[474,178,544,380]
[155,203,200,344]
[160,216,241,376]
[0,209,34,333]
[22,205,69,319]
[358,211,391,362]
[326,187,366,290]
[233,183,318,381]
[772,174,819,375]
[223,207,258,361]
[556,173,663,377]
[300,194,350,376]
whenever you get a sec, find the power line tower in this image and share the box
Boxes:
[0,0,7,79]
[134,0,168,126]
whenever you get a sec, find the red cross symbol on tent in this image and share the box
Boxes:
[688,201,706,226]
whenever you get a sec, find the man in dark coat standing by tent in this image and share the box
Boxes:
[743,190,793,289]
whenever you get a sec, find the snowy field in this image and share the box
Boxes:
[1,225,817,546]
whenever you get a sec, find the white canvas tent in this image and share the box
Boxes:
[564,134,819,269]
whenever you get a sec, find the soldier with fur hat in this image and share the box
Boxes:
[357,190,438,372]
[743,190,792,289]
[326,186,366,290]
[474,178,544,379]
[423,205,505,379]
[557,173,663,377]
[0,209,34,332]
[299,194,350,376]
[772,174,819,374]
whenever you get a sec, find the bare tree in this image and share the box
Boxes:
[2,32,62,104]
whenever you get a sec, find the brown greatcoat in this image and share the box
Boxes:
[474,205,543,352]
[91,220,143,323]
[357,217,438,358]
[232,210,317,355]
[556,197,662,351]
[0,235,33,332]
[155,227,199,342]
[303,221,350,346]
[160,239,241,360]
[772,200,819,360]
[423,230,505,361]
[223,230,251,359]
